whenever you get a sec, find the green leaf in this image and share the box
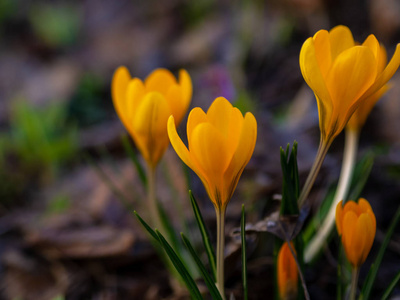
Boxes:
[134,211,203,299]
[190,191,216,280]
[280,142,300,215]
[156,230,203,300]
[359,206,400,300]
[121,134,147,187]
[241,205,248,300]
[381,270,400,300]
[134,211,159,241]
[181,233,222,300]
[347,152,374,203]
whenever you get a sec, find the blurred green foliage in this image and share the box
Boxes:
[45,194,71,215]
[67,73,111,127]
[29,3,80,48]
[0,100,78,202]
[0,0,16,24]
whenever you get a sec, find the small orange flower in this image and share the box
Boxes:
[335,198,376,267]
[278,242,298,300]
[112,67,192,168]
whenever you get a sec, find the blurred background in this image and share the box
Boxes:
[0,0,400,299]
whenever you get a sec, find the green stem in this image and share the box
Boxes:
[216,207,226,300]
[298,138,332,207]
[304,129,359,262]
[147,165,161,230]
[349,267,360,300]
[286,241,311,300]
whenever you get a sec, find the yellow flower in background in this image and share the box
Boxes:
[335,198,376,267]
[112,67,192,168]
[278,242,298,300]
[300,25,400,142]
[167,97,257,210]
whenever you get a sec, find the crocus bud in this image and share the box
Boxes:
[335,198,376,267]
[278,242,298,300]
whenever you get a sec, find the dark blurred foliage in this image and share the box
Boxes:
[0,0,400,299]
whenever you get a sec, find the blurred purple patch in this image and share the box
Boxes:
[199,65,235,101]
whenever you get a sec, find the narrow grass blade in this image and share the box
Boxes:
[121,134,147,187]
[181,233,222,300]
[348,152,374,202]
[190,191,216,279]
[134,211,203,299]
[360,206,400,300]
[241,205,248,300]
[156,230,203,300]
[381,271,400,300]
[134,210,159,240]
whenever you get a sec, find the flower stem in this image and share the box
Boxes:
[349,267,360,300]
[147,165,161,230]
[216,207,226,300]
[304,129,359,262]
[298,138,332,207]
[286,241,311,300]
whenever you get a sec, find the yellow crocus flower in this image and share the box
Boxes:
[167,96,257,211]
[112,67,192,168]
[335,198,376,268]
[297,26,400,207]
[168,96,257,298]
[300,25,400,143]
[278,242,298,300]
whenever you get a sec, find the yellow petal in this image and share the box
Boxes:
[313,29,332,78]
[187,107,208,150]
[126,78,145,122]
[362,43,400,99]
[190,123,231,205]
[226,108,244,155]
[179,69,192,109]
[166,84,185,124]
[326,46,377,132]
[377,44,388,73]
[112,66,131,127]
[300,37,333,138]
[168,116,195,170]
[329,25,355,60]
[133,92,171,165]
[145,68,177,96]
[206,97,234,138]
[347,84,389,130]
[223,112,257,203]
[362,35,381,63]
